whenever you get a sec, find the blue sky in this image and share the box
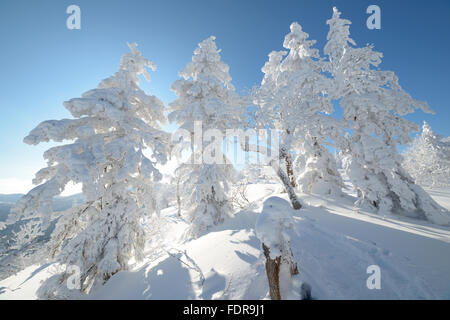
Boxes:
[0,0,449,193]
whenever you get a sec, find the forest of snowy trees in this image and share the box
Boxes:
[4,7,449,299]
[403,121,450,189]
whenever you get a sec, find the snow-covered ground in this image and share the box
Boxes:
[1,181,450,300]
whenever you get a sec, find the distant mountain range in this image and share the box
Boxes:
[0,193,84,222]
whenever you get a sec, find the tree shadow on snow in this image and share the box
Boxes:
[200,269,227,300]
[234,250,258,265]
[89,256,197,300]
[18,263,54,287]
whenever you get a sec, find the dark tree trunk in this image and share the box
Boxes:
[262,243,300,300]
[285,153,296,188]
[283,130,296,188]
[262,243,281,300]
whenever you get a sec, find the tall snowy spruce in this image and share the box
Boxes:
[403,122,450,188]
[253,22,342,201]
[10,43,170,297]
[325,7,450,225]
[169,36,244,238]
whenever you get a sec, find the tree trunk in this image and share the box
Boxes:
[239,138,301,210]
[263,242,300,300]
[271,161,302,210]
[283,130,296,188]
[262,243,281,300]
[285,153,296,188]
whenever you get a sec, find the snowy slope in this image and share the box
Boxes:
[1,181,450,300]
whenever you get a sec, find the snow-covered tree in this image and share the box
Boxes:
[11,220,43,251]
[247,61,301,209]
[10,43,170,297]
[295,135,343,195]
[325,7,449,225]
[403,121,450,188]
[169,36,244,238]
[253,22,342,199]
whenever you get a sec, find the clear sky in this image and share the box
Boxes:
[0,0,449,194]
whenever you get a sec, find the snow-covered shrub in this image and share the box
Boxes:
[0,219,46,278]
[241,164,278,185]
[169,36,245,237]
[10,43,170,297]
[11,220,43,251]
[230,179,251,210]
[403,122,450,188]
[324,7,449,225]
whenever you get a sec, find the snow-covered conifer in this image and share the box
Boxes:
[169,36,244,237]
[403,122,450,188]
[325,7,449,225]
[254,22,342,198]
[295,135,343,195]
[10,43,170,297]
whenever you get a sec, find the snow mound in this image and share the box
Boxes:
[255,196,296,258]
